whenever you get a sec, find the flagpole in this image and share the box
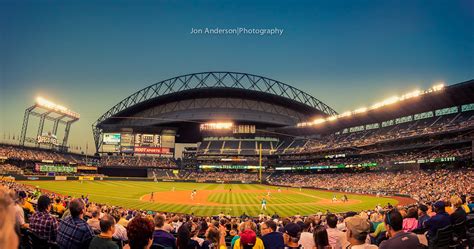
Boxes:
[259,143,262,184]
[85,143,88,165]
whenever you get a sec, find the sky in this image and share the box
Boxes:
[1,0,473,152]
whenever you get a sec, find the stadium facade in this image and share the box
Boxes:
[90,72,473,176]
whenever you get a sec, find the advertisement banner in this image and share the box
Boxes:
[55,176,67,181]
[121,146,134,153]
[36,164,77,173]
[0,176,15,182]
[77,166,98,170]
[79,176,95,181]
[161,135,175,148]
[134,147,170,154]
[120,133,133,146]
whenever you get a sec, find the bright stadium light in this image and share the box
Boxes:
[296,83,447,128]
[354,107,368,114]
[36,97,80,118]
[327,116,338,121]
[432,83,445,91]
[313,118,326,124]
[200,122,234,130]
[400,90,421,100]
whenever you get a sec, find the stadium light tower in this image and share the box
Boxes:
[19,97,80,152]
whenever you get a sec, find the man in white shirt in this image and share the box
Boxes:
[14,191,29,229]
[326,214,346,249]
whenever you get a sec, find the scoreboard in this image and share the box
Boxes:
[101,132,175,155]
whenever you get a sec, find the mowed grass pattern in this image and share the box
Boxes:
[20,181,398,217]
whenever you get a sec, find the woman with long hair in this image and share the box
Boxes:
[177,222,199,249]
[313,225,331,249]
[202,226,226,249]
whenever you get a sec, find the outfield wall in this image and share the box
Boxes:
[7,174,261,184]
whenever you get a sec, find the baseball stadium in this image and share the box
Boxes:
[1,71,473,248]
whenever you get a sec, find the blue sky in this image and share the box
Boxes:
[1,0,473,151]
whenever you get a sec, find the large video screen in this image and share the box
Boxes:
[103,133,121,144]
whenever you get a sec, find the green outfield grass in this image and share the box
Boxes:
[19,181,398,217]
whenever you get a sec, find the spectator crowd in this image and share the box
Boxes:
[1,171,473,249]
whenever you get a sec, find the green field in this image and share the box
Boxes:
[20,181,398,217]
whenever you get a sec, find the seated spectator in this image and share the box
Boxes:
[231,222,244,248]
[449,195,467,225]
[326,214,346,249]
[345,215,378,249]
[29,195,58,242]
[468,196,474,212]
[89,214,119,249]
[379,210,421,249]
[152,214,176,248]
[369,213,386,245]
[88,206,102,232]
[313,225,331,249]
[298,221,315,249]
[402,207,418,232]
[176,222,199,249]
[233,229,263,249]
[201,226,227,249]
[416,204,429,231]
[57,198,95,249]
[282,223,301,249]
[260,219,284,249]
[52,198,66,215]
[14,191,29,229]
[0,186,19,249]
[424,201,451,239]
[22,192,35,215]
[112,213,128,242]
[125,216,154,249]
[117,211,129,228]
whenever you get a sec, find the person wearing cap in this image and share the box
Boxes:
[261,219,284,249]
[283,223,301,249]
[29,195,59,242]
[423,201,451,239]
[233,229,264,249]
[345,215,378,249]
[378,210,421,249]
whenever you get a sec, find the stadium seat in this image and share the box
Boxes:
[26,230,59,249]
[428,225,454,249]
[112,237,124,249]
[151,244,173,249]
[467,218,474,249]
[452,221,467,248]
